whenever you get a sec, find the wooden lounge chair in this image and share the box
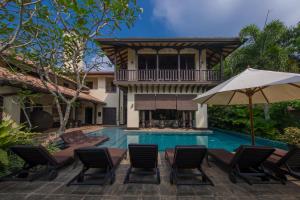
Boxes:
[67,147,127,185]
[265,146,300,183]
[208,145,278,185]
[165,145,214,185]
[60,130,109,147]
[124,144,160,184]
[1,145,73,181]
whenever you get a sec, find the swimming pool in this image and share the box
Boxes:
[89,127,287,152]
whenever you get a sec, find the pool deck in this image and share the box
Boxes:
[1,153,300,200]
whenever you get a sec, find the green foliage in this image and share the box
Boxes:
[0,118,37,175]
[209,101,300,140]
[277,127,300,145]
[225,20,299,78]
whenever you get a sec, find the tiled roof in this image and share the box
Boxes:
[0,67,105,104]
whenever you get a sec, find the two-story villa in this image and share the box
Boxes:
[91,37,242,129]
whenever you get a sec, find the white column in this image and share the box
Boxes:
[195,104,208,129]
[3,95,21,123]
[127,92,139,128]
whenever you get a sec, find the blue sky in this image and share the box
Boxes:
[111,0,300,37]
[99,0,300,71]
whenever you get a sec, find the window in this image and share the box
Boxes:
[86,81,94,89]
[105,77,116,93]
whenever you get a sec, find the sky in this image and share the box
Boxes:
[112,0,300,37]
[101,0,300,70]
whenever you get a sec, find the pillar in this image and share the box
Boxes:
[189,111,193,128]
[177,49,181,81]
[141,110,145,128]
[182,111,186,128]
[3,95,21,123]
[156,50,159,80]
[93,103,97,125]
[149,110,152,127]
[220,53,224,80]
[127,92,139,129]
[195,104,208,129]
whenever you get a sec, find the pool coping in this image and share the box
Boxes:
[122,128,213,134]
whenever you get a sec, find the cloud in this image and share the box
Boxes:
[152,0,300,36]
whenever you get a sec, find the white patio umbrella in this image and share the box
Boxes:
[194,68,300,145]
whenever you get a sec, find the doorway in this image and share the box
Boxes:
[85,107,93,124]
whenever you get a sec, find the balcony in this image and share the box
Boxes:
[115,69,221,83]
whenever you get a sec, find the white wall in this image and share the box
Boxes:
[195,104,208,129]
[3,95,21,123]
[127,92,139,128]
[87,75,123,125]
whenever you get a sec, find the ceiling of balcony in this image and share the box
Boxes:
[96,37,242,68]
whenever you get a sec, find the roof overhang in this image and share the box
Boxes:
[0,67,105,104]
[96,37,242,67]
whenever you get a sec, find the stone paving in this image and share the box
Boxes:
[0,153,300,200]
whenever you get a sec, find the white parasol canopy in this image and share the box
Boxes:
[194,68,300,145]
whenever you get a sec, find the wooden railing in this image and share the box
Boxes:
[115,69,221,82]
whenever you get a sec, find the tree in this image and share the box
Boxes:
[0,0,41,54]
[16,0,141,135]
[225,20,292,120]
[225,20,290,77]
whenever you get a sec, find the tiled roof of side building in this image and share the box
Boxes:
[0,66,105,104]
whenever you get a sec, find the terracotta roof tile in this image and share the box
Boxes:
[0,67,105,104]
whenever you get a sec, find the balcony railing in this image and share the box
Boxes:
[115,69,221,82]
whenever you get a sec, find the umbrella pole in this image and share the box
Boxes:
[248,95,255,145]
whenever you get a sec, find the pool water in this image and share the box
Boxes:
[90,127,287,152]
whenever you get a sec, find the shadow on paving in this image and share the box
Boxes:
[0,153,300,200]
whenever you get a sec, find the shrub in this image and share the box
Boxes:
[0,118,37,176]
[277,127,300,145]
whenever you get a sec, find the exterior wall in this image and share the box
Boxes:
[3,95,21,123]
[195,104,208,129]
[86,75,123,125]
[125,47,209,129]
[127,92,139,128]
[126,86,208,129]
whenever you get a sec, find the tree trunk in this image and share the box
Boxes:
[264,104,270,120]
[21,106,32,129]
[57,102,72,135]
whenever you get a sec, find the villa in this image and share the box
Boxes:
[0,37,242,130]
[88,37,242,129]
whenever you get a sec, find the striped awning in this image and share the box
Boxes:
[177,94,198,111]
[135,94,156,110]
[155,94,177,110]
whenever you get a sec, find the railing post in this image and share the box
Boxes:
[220,53,224,81]
[156,50,159,81]
[177,49,180,81]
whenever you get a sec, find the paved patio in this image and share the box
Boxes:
[1,153,300,200]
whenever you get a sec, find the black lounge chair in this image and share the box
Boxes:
[1,145,73,181]
[124,144,160,184]
[67,147,127,185]
[208,145,279,185]
[265,146,300,183]
[165,145,214,185]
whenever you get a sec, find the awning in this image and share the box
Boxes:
[135,94,156,110]
[177,94,198,111]
[155,94,177,110]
